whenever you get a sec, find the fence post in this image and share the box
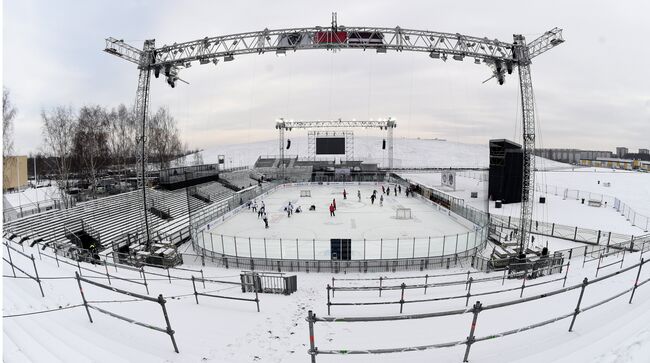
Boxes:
[573,226,578,241]
[582,246,588,268]
[192,276,199,304]
[568,278,589,332]
[441,236,446,267]
[37,245,42,260]
[280,238,283,260]
[520,275,527,298]
[396,238,400,259]
[331,277,335,297]
[424,274,429,295]
[462,301,483,362]
[399,283,406,313]
[5,243,16,277]
[379,276,383,297]
[105,263,112,285]
[167,268,171,283]
[563,260,571,288]
[157,294,180,353]
[296,238,299,260]
[221,234,225,255]
[380,238,383,260]
[142,267,149,295]
[465,277,473,307]
[314,239,316,261]
[412,238,416,259]
[75,272,93,323]
[427,237,431,257]
[502,269,507,285]
[54,248,60,267]
[77,260,82,276]
[307,310,318,363]
[465,271,471,290]
[326,284,332,315]
[254,287,260,313]
[249,238,253,259]
[30,254,45,298]
[551,223,555,236]
[629,259,644,304]
[595,254,603,278]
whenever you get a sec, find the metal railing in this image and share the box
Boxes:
[75,272,179,353]
[306,256,649,362]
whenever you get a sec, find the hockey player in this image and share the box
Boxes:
[343,189,347,200]
[329,203,336,217]
[379,194,384,206]
[262,212,269,228]
[357,190,361,202]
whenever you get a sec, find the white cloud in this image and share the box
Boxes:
[4,0,649,155]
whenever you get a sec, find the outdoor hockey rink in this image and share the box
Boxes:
[199,183,479,260]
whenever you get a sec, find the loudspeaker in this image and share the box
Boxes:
[382,139,386,150]
[286,139,291,150]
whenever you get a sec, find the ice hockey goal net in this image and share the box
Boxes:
[300,190,311,197]
[395,208,412,219]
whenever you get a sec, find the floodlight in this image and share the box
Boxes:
[224,54,234,62]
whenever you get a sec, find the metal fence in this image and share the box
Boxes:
[535,183,649,232]
[187,179,491,273]
[75,272,179,353]
[491,214,637,246]
[306,256,650,362]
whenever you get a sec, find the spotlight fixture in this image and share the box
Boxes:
[224,54,234,62]
[429,51,441,59]
[276,49,287,56]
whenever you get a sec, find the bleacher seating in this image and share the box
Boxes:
[3,182,236,254]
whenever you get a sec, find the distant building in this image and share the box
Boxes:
[639,148,649,155]
[579,157,649,171]
[534,148,612,164]
[616,147,628,158]
[3,155,28,191]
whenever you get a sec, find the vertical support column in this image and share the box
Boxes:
[158,294,180,353]
[307,310,318,363]
[387,121,395,170]
[134,39,156,248]
[75,272,93,323]
[462,301,483,362]
[514,33,537,256]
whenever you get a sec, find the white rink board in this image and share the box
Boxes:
[199,183,478,260]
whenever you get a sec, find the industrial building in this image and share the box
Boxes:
[534,148,612,164]
[3,155,28,191]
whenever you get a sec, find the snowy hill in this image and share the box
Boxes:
[174,136,570,170]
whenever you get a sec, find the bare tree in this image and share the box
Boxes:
[107,104,136,182]
[148,107,183,170]
[41,106,77,207]
[3,88,18,189]
[3,87,17,157]
[74,105,110,197]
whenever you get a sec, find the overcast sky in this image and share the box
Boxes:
[3,0,649,155]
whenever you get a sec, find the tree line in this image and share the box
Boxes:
[39,103,190,193]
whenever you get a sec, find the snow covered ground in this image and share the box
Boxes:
[3,240,650,363]
[199,183,477,260]
[400,169,649,236]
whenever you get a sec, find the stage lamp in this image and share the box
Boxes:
[224,54,234,62]
[429,51,441,59]
[276,49,287,56]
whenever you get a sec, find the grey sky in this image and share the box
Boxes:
[3,0,649,155]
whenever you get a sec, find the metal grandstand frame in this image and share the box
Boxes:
[104,13,564,253]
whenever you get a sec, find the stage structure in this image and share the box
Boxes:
[275,118,397,178]
[104,13,564,254]
[308,131,354,160]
